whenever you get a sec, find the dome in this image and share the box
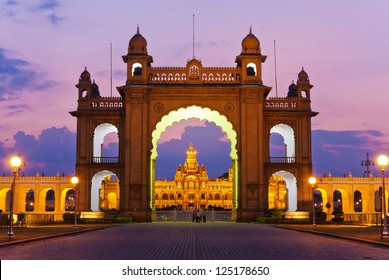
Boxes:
[128,26,148,54]
[241,27,260,54]
[80,67,91,80]
[298,67,309,81]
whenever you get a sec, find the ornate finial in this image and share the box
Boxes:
[137,24,139,34]
[302,66,304,71]
[85,66,87,70]
[249,25,252,34]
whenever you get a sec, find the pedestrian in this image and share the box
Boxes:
[192,209,197,222]
[196,209,201,223]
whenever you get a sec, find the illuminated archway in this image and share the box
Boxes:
[271,171,297,211]
[150,105,238,210]
[91,170,118,211]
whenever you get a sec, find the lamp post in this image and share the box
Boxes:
[70,176,79,228]
[7,156,22,240]
[377,155,389,238]
[309,176,317,228]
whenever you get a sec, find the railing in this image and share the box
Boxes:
[93,157,119,164]
[264,97,311,111]
[342,213,382,226]
[148,66,240,84]
[154,210,233,222]
[269,157,296,164]
[77,97,124,111]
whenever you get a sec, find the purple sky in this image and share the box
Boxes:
[1,0,389,177]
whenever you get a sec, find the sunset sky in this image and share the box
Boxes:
[1,0,389,178]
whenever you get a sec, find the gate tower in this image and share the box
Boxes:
[70,26,318,221]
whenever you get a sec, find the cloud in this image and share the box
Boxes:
[0,48,57,100]
[0,0,66,25]
[47,13,66,25]
[312,130,386,177]
[0,127,76,176]
[156,122,231,180]
[158,119,208,144]
[33,0,60,10]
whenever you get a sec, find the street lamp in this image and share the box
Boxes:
[70,176,79,228]
[309,176,317,228]
[377,155,389,238]
[7,156,22,240]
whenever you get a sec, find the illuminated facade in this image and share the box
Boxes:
[69,26,318,222]
[154,143,233,210]
[0,173,387,224]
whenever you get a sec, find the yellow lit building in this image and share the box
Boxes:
[154,143,233,210]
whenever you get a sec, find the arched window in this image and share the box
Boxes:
[162,193,168,200]
[45,190,55,211]
[132,63,142,76]
[270,124,295,163]
[247,62,257,76]
[93,123,119,162]
[169,193,174,200]
[214,193,221,200]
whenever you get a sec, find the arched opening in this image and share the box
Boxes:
[93,123,119,163]
[45,189,55,211]
[247,62,257,76]
[315,188,330,221]
[25,189,34,212]
[91,170,119,212]
[314,190,323,211]
[3,189,11,211]
[150,106,238,213]
[269,171,297,211]
[99,174,120,211]
[65,189,75,211]
[354,190,362,212]
[270,124,295,163]
[132,62,142,76]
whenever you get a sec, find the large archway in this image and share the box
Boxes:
[150,105,238,211]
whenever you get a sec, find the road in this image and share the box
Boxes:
[1,223,388,260]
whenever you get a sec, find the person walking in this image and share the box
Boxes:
[192,209,197,222]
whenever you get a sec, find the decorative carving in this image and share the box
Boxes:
[154,102,164,113]
[224,102,235,113]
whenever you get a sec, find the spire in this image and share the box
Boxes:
[137,24,139,34]
[249,25,252,34]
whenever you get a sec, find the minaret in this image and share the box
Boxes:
[184,143,199,173]
[121,26,153,85]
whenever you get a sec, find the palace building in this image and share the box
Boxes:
[154,143,233,210]
[2,26,386,224]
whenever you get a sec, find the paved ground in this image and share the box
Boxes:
[0,222,389,259]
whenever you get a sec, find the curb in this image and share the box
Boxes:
[274,225,389,248]
[0,225,117,248]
